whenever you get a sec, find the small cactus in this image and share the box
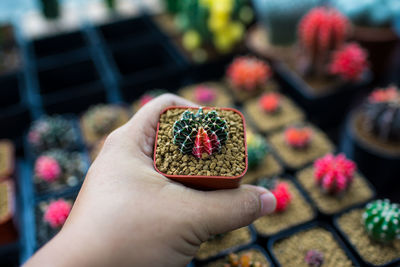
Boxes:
[258,178,292,212]
[173,108,228,159]
[304,250,324,267]
[329,43,369,82]
[83,104,127,137]
[225,252,268,267]
[34,155,61,182]
[314,153,356,195]
[298,7,349,71]
[28,116,78,152]
[285,125,313,149]
[247,131,269,170]
[259,92,281,113]
[194,85,217,104]
[43,199,71,228]
[363,85,400,142]
[226,56,272,92]
[362,199,400,243]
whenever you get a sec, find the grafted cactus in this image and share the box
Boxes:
[247,131,269,169]
[224,252,268,267]
[285,125,313,149]
[43,199,71,229]
[173,108,228,159]
[305,250,324,267]
[362,199,400,243]
[258,178,292,212]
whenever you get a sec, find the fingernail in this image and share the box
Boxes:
[259,191,276,216]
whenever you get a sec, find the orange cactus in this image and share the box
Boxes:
[259,92,281,113]
[224,252,267,267]
[285,126,313,149]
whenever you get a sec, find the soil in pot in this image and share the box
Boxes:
[179,82,233,107]
[240,154,282,184]
[272,227,353,266]
[244,93,305,134]
[296,166,374,215]
[0,140,14,181]
[195,227,253,261]
[337,208,400,266]
[253,178,315,237]
[152,14,181,37]
[154,108,246,177]
[205,248,270,267]
[80,104,130,147]
[33,150,88,195]
[268,124,334,170]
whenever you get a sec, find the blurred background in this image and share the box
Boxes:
[0,0,399,266]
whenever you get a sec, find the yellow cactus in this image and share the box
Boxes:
[183,30,202,51]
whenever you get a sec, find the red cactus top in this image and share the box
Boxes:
[368,86,399,103]
[285,126,313,149]
[259,92,281,113]
[271,182,292,212]
[226,56,272,91]
[314,153,356,195]
[194,85,217,104]
[329,43,368,81]
[34,155,61,182]
[43,199,72,228]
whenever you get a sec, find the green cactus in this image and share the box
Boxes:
[164,0,183,14]
[362,199,400,243]
[173,108,228,159]
[39,0,60,20]
[247,131,269,169]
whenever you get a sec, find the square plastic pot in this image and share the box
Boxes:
[153,106,248,190]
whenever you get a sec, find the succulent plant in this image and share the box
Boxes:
[304,250,324,267]
[34,155,61,182]
[194,85,217,104]
[43,199,71,228]
[314,153,356,195]
[83,104,127,137]
[164,0,182,14]
[285,125,313,149]
[258,178,292,212]
[298,7,349,74]
[329,42,369,82]
[28,116,79,152]
[252,0,318,45]
[247,131,269,169]
[227,56,272,92]
[259,92,281,113]
[39,0,60,20]
[139,89,167,108]
[362,85,400,142]
[173,108,228,159]
[225,252,268,267]
[332,0,400,27]
[362,199,400,243]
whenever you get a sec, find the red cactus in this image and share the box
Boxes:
[305,250,324,267]
[329,43,368,81]
[34,155,61,182]
[259,92,281,113]
[194,85,217,104]
[298,7,349,64]
[43,199,71,228]
[271,182,292,212]
[368,85,399,103]
[226,56,272,91]
[314,153,356,195]
[285,126,313,149]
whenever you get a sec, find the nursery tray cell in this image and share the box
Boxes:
[0,72,22,108]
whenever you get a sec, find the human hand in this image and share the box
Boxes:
[25,94,276,267]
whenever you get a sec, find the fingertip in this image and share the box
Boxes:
[259,190,276,216]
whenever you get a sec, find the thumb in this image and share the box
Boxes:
[193,185,276,236]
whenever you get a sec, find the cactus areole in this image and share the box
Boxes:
[173,108,228,159]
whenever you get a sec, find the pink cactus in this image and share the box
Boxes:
[329,43,368,81]
[194,85,217,104]
[43,199,71,228]
[368,85,399,103]
[34,155,61,182]
[259,92,281,113]
[272,182,292,212]
[314,153,356,195]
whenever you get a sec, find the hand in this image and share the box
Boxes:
[25,94,276,267]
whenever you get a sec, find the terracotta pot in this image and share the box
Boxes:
[153,106,248,189]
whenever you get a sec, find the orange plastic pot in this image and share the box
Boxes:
[153,106,248,190]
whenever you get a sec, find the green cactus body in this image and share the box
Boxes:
[173,108,228,159]
[247,131,269,169]
[165,0,182,14]
[252,0,317,45]
[362,199,400,243]
[39,0,60,20]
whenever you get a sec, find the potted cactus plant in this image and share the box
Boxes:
[80,104,130,147]
[332,0,400,78]
[268,124,334,171]
[179,83,233,107]
[252,177,315,238]
[335,199,400,266]
[296,153,374,216]
[204,246,271,267]
[225,56,278,102]
[36,198,72,247]
[243,91,305,134]
[153,106,247,189]
[33,150,88,195]
[240,131,282,184]
[341,85,400,199]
